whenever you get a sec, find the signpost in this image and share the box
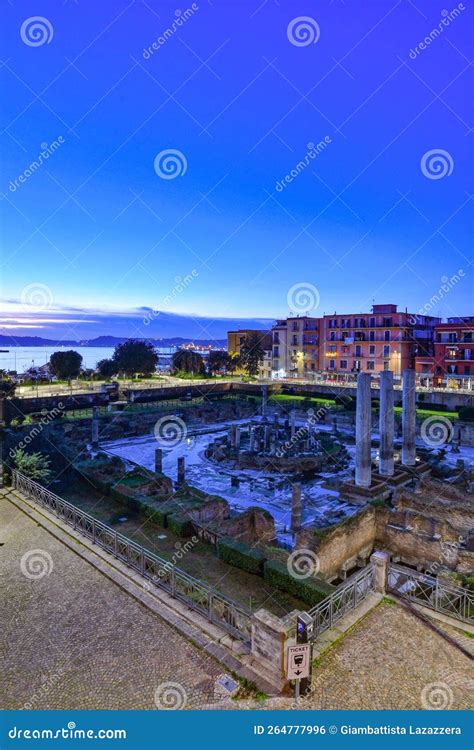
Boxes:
[287,644,311,704]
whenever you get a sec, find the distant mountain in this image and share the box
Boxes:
[0,335,228,348]
[0,307,275,343]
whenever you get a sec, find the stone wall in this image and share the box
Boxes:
[296,506,377,579]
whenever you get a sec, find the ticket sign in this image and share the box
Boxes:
[286,643,311,680]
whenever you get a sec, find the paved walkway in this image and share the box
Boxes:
[1,495,472,711]
[0,496,232,710]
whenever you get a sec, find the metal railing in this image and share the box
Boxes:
[307,564,376,640]
[388,563,473,624]
[11,471,252,644]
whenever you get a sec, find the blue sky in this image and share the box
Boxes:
[1,0,472,340]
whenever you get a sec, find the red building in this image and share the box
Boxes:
[415,317,474,386]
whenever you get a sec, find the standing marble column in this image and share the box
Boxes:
[290,410,296,439]
[177,456,185,485]
[355,372,372,488]
[155,448,163,474]
[261,384,268,418]
[402,369,416,467]
[91,406,99,450]
[291,482,302,533]
[379,370,394,476]
[249,427,256,452]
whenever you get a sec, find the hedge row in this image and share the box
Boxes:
[217,538,266,575]
[263,560,334,607]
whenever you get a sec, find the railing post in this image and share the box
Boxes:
[434,577,439,612]
[92,518,96,544]
[370,551,390,594]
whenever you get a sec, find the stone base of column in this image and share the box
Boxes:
[339,477,391,504]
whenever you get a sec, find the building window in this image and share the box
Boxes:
[367,361,375,370]
[383,345,390,357]
[340,360,347,369]
[369,331,375,342]
[355,345,361,357]
[330,332,336,341]
[370,317,375,327]
[369,345,375,355]
[329,359,335,369]
[383,361,389,370]
[384,330,390,341]
[464,365,470,375]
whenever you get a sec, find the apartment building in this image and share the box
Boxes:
[415,317,474,385]
[271,316,322,378]
[321,304,440,377]
[227,329,272,357]
[227,328,272,377]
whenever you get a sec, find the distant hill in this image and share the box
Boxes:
[0,335,228,348]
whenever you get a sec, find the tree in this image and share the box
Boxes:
[0,373,16,399]
[171,349,205,375]
[239,332,265,377]
[112,339,158,377]
[96,358,118,380]
[13,448,51,482]
[207,350,232,375]
[49,350,83,382]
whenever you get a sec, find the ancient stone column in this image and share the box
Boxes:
[290,410,296,439]
[355,372,372,488]
[177,456,185,485]
[261,384,268,417]
[264,425,270,451]
[155,448,163,474]
[235,427,241,450]
[91,406,99,449]
[402,369,416,467]
[379,370,394,476]
[249,427,255,452]
[291,482,302,533]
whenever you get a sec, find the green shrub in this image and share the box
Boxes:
[217,538,266,575]
[143,503,174,527]
[459,406,474,422]
[167,513,194,537]
[334,395,356,411]
[263,560,334,606]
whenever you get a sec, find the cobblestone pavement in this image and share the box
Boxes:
[0,497,233,710]
[1,497,472,711]
[261,602,473,711]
